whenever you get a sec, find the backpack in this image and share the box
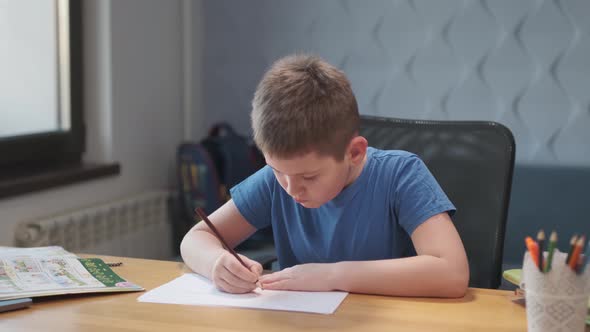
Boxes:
[177,123,271,248]
[177,143,225,217]
[200,123,265,194]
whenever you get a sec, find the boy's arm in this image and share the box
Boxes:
[259,212,470,298]
[180,200,262,286]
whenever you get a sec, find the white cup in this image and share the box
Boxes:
[522,250,589,332]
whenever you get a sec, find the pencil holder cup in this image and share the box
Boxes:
[522,251,589,332]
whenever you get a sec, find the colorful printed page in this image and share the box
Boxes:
[0,246,143,300]
[138,273,348,315]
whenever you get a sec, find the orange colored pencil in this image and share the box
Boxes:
[565,234,578,265]
[568,235,585,270]
[525,236,540,269]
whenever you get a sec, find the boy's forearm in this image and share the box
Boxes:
[332,256,469,298]
[180,230,226,280]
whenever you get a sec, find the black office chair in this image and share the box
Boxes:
[360,115,515,289]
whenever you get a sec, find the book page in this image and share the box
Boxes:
[0,246,142,300]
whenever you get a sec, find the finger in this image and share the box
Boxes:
[213,253,258,288]
[251,263,263,276]
[221,266,258,290]
[220,276,254,294]
[259,271,288,284]
[260,279,291,290]
[216,276,253,294]
[243,258,263,276]
[225,257,259,283]
[240,255,263,276]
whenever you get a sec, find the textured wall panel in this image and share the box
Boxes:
[202,0,590,166]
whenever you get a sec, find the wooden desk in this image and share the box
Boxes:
[2,255,529,331]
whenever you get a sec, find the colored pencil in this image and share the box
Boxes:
[565,234,578,265]
[544,231,557,272]
[568,235,585,271]
[195,208,248,268]
[537,230,545,272]
[525,236,540,269]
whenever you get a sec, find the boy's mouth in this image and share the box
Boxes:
[294,197,308,204]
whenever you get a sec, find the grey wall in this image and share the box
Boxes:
[198,0,590,265]
[0,0,185,246]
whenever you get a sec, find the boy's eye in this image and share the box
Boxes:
[302,175,317,181]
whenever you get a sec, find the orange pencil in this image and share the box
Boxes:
[568,235,585,271]
[565,234,578,265]
[525,236,540,269]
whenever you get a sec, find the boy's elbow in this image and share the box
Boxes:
[442,253,470,298]
[179,234,188,261]
[443,270,469,298]
[179,230,194,262]
[445,279,468,298]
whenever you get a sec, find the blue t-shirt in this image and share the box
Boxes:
[230,147,455,269]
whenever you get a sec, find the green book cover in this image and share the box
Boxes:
[78,258,129,287]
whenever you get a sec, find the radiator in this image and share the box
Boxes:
[14,191,178,260]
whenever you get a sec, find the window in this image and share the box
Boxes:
[0,0,118,198]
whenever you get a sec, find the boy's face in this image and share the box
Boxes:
[264,150,357,209]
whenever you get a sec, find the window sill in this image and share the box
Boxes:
[0,162,120,199]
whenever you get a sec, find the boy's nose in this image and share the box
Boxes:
[285,176,303,197]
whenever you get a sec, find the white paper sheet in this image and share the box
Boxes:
[137,273,348,314]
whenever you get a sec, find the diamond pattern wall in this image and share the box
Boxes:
[202,0,590,166]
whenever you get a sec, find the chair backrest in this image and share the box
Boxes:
[360,115,515,289]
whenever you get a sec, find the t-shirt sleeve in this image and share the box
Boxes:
[393,155,456,236]
[229,165,274,230]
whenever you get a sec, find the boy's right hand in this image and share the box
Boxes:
[211,252,262,294]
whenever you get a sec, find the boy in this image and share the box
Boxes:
[181,54,469,298]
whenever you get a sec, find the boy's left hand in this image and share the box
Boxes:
[258,263,336,291]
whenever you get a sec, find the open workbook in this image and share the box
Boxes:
[0,246,143,301]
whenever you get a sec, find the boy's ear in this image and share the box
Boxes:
[347,136,368,164]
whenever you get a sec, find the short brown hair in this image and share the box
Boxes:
[251,54,359,160]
